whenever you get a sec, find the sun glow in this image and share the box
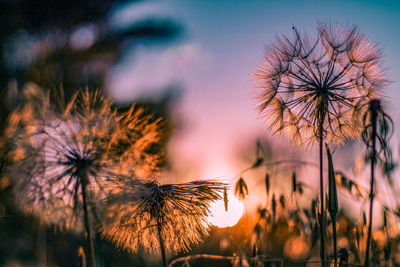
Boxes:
[208,190,244,228]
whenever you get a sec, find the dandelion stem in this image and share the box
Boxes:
[333,216,338,267]
[157,219,167,267]
[364,103,378,267]
[81,175,96,267]
[251,244,257,267]
[319,120,327,267]
[78,246,86,267]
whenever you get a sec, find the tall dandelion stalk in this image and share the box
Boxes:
[362,99,392,266]
[102,178,225,267]
[8,85,164,267]
[254,23,387,266]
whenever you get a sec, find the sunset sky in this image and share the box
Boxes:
[107,0,400,185]
[6,1,400,264]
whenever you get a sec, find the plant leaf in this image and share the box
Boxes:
[326,144,338,215]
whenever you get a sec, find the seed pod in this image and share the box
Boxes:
[257,207,267,220]
[298,183,303,195]
[311,198,318,220]
[235,177,248,200]
[223,188,228,212]
[363,211,367,226]
[272,194,277,224]
[279,195,286,209]
[292,172,297,193]
[265,173,270,195]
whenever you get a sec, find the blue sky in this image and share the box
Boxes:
[107,0,400,188]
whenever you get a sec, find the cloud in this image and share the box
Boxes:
[159,43,212,75]
[107,43,211,102]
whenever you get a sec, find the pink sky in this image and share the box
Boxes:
[106,0,400,224]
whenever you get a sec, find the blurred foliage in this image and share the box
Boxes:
[203,139,400,267]
[0,0,182,139]
[0,0,182,266]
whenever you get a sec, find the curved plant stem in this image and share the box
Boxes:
[81,175,96,267]
[364,107,378,267]
[157,220,168,267]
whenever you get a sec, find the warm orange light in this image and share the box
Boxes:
[208,191,244,228]
[283,235,310,259]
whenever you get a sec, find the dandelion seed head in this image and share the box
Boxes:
[102,179,226,254]
[255,23,388,146]
[115,106,165,178]
[8,86,164,231]
[8,88,118,230]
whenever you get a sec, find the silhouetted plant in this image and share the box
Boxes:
[113,104,166,178]
[254,23,387,266]
[223,187,229,212]
[361,99,393,266]
[326,144,338,266]
[338,248,349,267]
[235,177,249,201]
[102,178,225,267]
[265,173,270,196]
[8,86,163,267]
[0,1,182,183]
[272,194,277,225]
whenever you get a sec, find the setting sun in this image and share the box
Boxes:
[3,1,400,266]
[208,190,244,228]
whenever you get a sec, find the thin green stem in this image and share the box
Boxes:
[81,176,96,267]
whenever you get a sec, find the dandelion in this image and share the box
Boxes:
[116,105,165,178]
[255,23,386,145]
[362,99,393,267]
[102,178,225,267]
[8,85,164,267]
[254,23,387,266]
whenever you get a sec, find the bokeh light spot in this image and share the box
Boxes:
[208,191,244,228]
